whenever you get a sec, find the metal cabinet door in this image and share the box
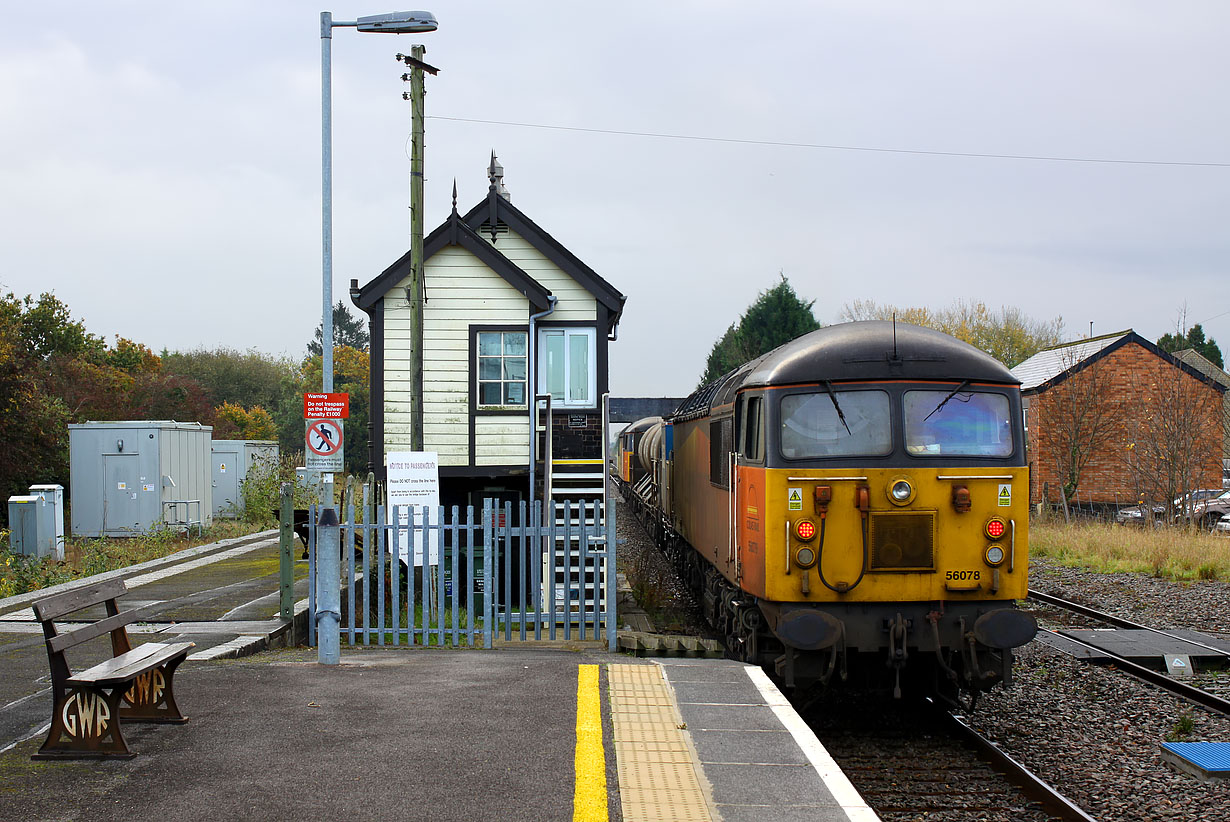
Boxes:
[212,451,240,516]
[103,454,141,534]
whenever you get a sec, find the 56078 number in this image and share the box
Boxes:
[945,570,981,581]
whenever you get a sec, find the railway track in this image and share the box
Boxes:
[806,695,1095,822]
[1027,589,1230,717]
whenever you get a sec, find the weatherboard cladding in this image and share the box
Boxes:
[460,192,625,324]
[356,215,550,313]
[382,243,532,466]
[476,228,595,321]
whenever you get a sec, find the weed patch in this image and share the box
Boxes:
[1030,520,1230,582]
[0,520,262,598]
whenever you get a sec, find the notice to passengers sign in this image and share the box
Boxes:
[387,452,441,567]
[303,392,349,419]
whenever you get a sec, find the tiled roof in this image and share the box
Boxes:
[1009,331,1131,391]
[1172,349,1230,387]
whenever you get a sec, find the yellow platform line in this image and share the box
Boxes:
[609,664,713,822]
[574,664,608,822]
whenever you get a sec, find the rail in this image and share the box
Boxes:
[1029,589,1230,658]
[1029,590,1230,717]
[941,707,1098,822]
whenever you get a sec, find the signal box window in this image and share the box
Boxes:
[779,390,892,458]
[904,390,1013,457]
[539,328,596,408]
[477,331,527,408]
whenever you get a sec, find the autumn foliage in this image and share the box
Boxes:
[0,292,306,521]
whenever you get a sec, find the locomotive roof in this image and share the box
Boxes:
[674,322,1019,420]
[619,416,662,436]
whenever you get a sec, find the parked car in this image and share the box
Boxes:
[1189,489,1230,531]
[1114,489,1224,525]
[1216,512,1230,534]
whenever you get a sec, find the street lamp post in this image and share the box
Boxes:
[318,10,437,666]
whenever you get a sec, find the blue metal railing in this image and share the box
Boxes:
[307,498,615,651]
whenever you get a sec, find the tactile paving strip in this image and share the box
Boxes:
[609,663,714,822]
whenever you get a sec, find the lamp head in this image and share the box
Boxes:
[356,11,438,33]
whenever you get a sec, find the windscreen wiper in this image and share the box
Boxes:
[823,380,851,435]
[923,380,970,422]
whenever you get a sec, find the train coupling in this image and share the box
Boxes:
[885,613,911,699]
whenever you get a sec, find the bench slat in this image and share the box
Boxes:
[45,602,162,655]
[69,641,195,687]
[33,578,127,622]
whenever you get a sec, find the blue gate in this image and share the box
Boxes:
[306,497,616,651]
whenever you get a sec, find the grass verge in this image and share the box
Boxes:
[1030,519,1230,581]
[0,520,268,599]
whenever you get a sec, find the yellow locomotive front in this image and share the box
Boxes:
[659,323,1037,699]
[747,381,1033,694]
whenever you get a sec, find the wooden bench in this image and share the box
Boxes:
[31,578,195,760]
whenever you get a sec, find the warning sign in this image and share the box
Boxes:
[303,393,350,419]
[305,418,344,471]
[1166,654,1193,679]
[788,487,803,511]
[998,483,1012,507]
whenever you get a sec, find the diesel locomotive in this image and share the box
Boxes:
[617,321,1037,699]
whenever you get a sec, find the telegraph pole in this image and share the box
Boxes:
[400,47,438,451]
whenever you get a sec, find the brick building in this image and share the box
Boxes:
[1010,331,1224,506]
[1171,348,1230,462]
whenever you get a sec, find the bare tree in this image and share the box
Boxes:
[838,298,1063,367]
[1043,349,1116,507]
[1121,360,1222,524]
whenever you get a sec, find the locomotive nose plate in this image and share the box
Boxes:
[869,511,936,570]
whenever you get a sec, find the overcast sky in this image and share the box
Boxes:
[3,2,1228,396]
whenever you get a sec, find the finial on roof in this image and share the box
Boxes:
[451,179,458,214]
[487,151,510,201]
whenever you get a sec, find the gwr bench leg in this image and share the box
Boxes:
[33,686,134,760]
[120,655,189,724]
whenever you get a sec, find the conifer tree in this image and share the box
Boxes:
[699,275,820,386]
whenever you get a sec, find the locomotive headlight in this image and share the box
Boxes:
[985,517,1008,540]
[795,519,817,541]
[887,477,915,506]
[795,546,817,568]
[985,543,1006,566]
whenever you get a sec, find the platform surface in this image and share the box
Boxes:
[0,648,880,822]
